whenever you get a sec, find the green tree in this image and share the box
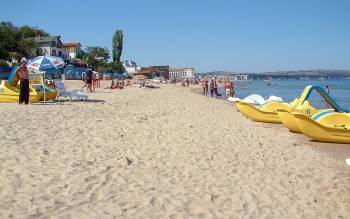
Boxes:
[18,38,37,58]
[85,46,110,69]
[112,30,123,63]
[0,22,18,59]
[8,52,21,61]
[18,25,49,58]
[85,46,109,61]
[76,49,87,60]
[108,62,124,73]
[0,22,50,60]
[18,25,49,39]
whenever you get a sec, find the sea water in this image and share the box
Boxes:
[220,79,350,110]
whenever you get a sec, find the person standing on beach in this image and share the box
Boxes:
[18,58,29,104]
[92,71,100,92]
[230,80,235,97]
[210,79,214,97]
[93,71,100,89]
[207,80,211,96]
[202,79,205,95]
[326,85,330,94]
[213,79,218,98]
[203,79,208,96]
[224,80,232,98]
[85,67,93,92]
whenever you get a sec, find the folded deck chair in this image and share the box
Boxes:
[54,80,88,101]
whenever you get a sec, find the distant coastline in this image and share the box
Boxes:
[198,69,350,80]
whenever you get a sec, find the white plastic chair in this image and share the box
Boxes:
[54,80,88,101]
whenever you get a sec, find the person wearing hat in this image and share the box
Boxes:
[18,58,29,104]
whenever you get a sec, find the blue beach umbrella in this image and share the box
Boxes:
[26,56,65,101]
[27,56,65,72]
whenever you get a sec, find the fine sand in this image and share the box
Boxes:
[0,81,349,218]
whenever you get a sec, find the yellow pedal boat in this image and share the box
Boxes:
[30,84,57,101]
[293,111,350,144]
[235,100,293,123]
[276,85,347,133]
[0,66,57,103]
[276,101,331,133]
[0,80,42,103]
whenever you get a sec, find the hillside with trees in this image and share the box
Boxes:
[0,22,49,61]
[0,21,125,73]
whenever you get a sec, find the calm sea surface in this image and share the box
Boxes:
[220,79,350,110]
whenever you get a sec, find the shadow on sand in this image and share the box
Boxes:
[33,99,106,105]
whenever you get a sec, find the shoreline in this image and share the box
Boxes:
[190,85,350,163]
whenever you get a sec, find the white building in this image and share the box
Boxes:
[30,36,64,57]
[169,68,194,79]
[122,60,140,75]
[62,42,82,59]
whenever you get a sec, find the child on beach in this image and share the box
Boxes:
[93,71,100,91]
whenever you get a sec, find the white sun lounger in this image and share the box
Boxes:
[54,80,88,101]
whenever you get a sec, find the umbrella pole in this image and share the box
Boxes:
[44,72,46,102]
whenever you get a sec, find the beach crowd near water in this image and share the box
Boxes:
[201,78,235,98]
[170,76,237,99]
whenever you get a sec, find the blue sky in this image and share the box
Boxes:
[1,0,350,72]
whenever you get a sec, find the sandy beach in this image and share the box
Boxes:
[1,80,349,219]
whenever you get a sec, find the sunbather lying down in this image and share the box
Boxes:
[104,80,126,89]
[145,84,160,89]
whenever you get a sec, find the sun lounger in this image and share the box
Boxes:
[145,83,160,89]
[54,80,88,101]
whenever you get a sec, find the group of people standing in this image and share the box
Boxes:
[202,78,235,98]
[84,68,100,92]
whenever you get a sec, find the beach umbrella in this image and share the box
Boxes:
[27,56,65,72]
[26,56,65,101]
